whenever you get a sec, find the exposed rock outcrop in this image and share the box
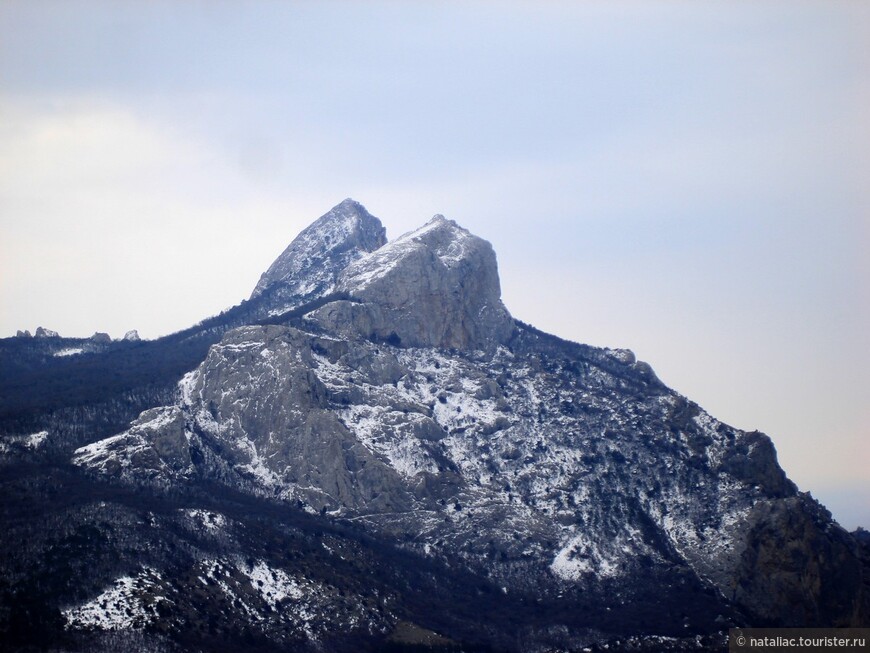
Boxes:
[309,216,513,351]
[176,325,413,513]
[34,326,59,338]
[74,406,192,478]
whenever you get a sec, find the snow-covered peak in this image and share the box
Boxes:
[249,199,387,301]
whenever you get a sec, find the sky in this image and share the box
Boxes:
[1,1,867,529]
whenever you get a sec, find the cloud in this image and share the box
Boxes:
[0,97,307,338]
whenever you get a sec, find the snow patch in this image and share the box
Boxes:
[63,568,167,630]
[54,347,84,357]
[25,431,48,449]
[181,508,228,532]
[551,531,627,581]
[178,370,200,406]
[241,561,305,609]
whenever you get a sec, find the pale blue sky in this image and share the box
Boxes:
[1,1,867,529]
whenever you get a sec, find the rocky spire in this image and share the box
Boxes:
[122,330,141,342]
[249,199,387,302]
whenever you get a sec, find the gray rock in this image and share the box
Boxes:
[310,216,514,351]
[123,329,141,341]
[90,332,112,343]
[177,325,413,513]
[34,326,59,338]
[731,495,863,625]
[73,406,192,478]
[15,329,32,338]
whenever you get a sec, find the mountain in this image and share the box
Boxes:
[1,200,867,653]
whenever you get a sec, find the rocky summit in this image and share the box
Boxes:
[311,215,513,350]
[1,200,867,653]
[249,198,387,315]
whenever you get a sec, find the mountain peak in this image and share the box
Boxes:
[336,197,365,211]
[308,213,514,350]
[249,199,387,305]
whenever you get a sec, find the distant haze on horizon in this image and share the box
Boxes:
[1,1,867,530]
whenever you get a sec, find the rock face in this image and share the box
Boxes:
[34,326,59,338]
[250,198,387,314]
[309,216,514,351]
[176,325,414,514]
[75,406,192,478]
[122,329,141,342]
[61,200,868,650]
